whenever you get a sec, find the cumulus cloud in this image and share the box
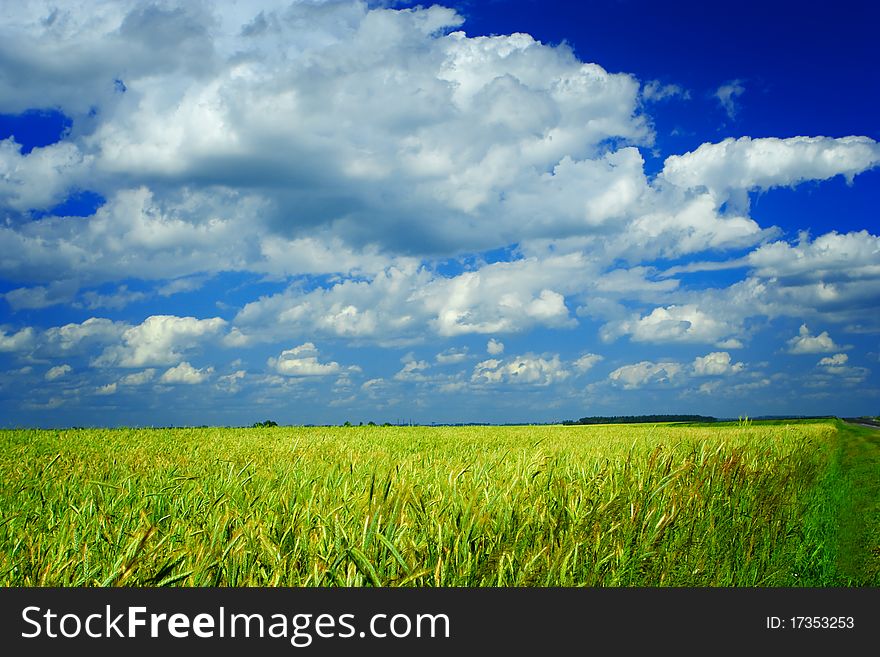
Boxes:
[602,304,736,346]
[661,137,880,204]
[692,351,743,376]
[45,364,72,380]
[93,315,226,367]
[95,382,117,395]
[573,353,603,373]
[394,358,431,382]
[233,254,586,344]
[0,326,35,352]
[231,265,429,345]
[487,338,504,355]
[747,230,880,286]
[216,369,246,393]
[119,369,156,386]
[45,317,126,354]
[0,3,875,300]
[159,361,213,385]
[471,353,569,386]
[815,353,869,383]
[0,138,91,212]
[268,343,342,377]
[608,361,683,389]
[0,187,263,288]
[424,275,574,337]
[649,229,880,344]
[0,1,877,421]
[615,193,771,261]
[0,2,651,278]
[361,378,387,395]
[818,353,848,367]
[787,324,845,354]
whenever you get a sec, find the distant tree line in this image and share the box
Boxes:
[563,414,717,425]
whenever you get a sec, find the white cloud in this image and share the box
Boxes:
[333,371,355,393]
[439,381,467,394]
[119,369,156,386]
[0,1,213,114]
[216,369,246,393]
[0,1,655,296]
[697,380,723,395]
[715,80,745,120]
[24,396,65,410]
[0,138,91,212]
[602,304,735,345]
[4,281,77,310]
[45,364,72,381]
[156,275,209,297]
[0,4,874,303]
[44,317,126,354]
[394,359,431,381]
[219,369,246,382]
[787,324,845,354]
[232,265,429,344]
[159,361,213,385]
[268,343,341,377]
[594,267,680,296]
[661,137,880,203]
[361,378,387,395]
[747,230,880,292]
[692,351,743,376]
[418,257,582,337]
[94,314,226,367]
[435,348,468,364]
[716,338,744,349]
[0,0,876,420]
[233,255,586,344]
[731,378,771,392]
[471,353,569,386]
[0,326,35,352]
[818,353,848,367]
[79,285,147,310]
[487,338,504,355]
[573,353,603,373]
[644,229,880,347]
[608,361,684,389]
[815,352,869,383]
[95,382,117,395]
[609,193,771,262]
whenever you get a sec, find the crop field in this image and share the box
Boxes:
[1,419,877,587]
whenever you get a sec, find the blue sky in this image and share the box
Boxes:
[1,0,878,427]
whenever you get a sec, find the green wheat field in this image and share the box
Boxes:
[1,419,878,586]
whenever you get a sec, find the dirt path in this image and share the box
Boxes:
[844,421,880,430]
[836,421,880,584]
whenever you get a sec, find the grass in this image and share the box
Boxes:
[0,419,876,586]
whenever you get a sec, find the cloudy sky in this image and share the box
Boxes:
[1,0,878,427]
